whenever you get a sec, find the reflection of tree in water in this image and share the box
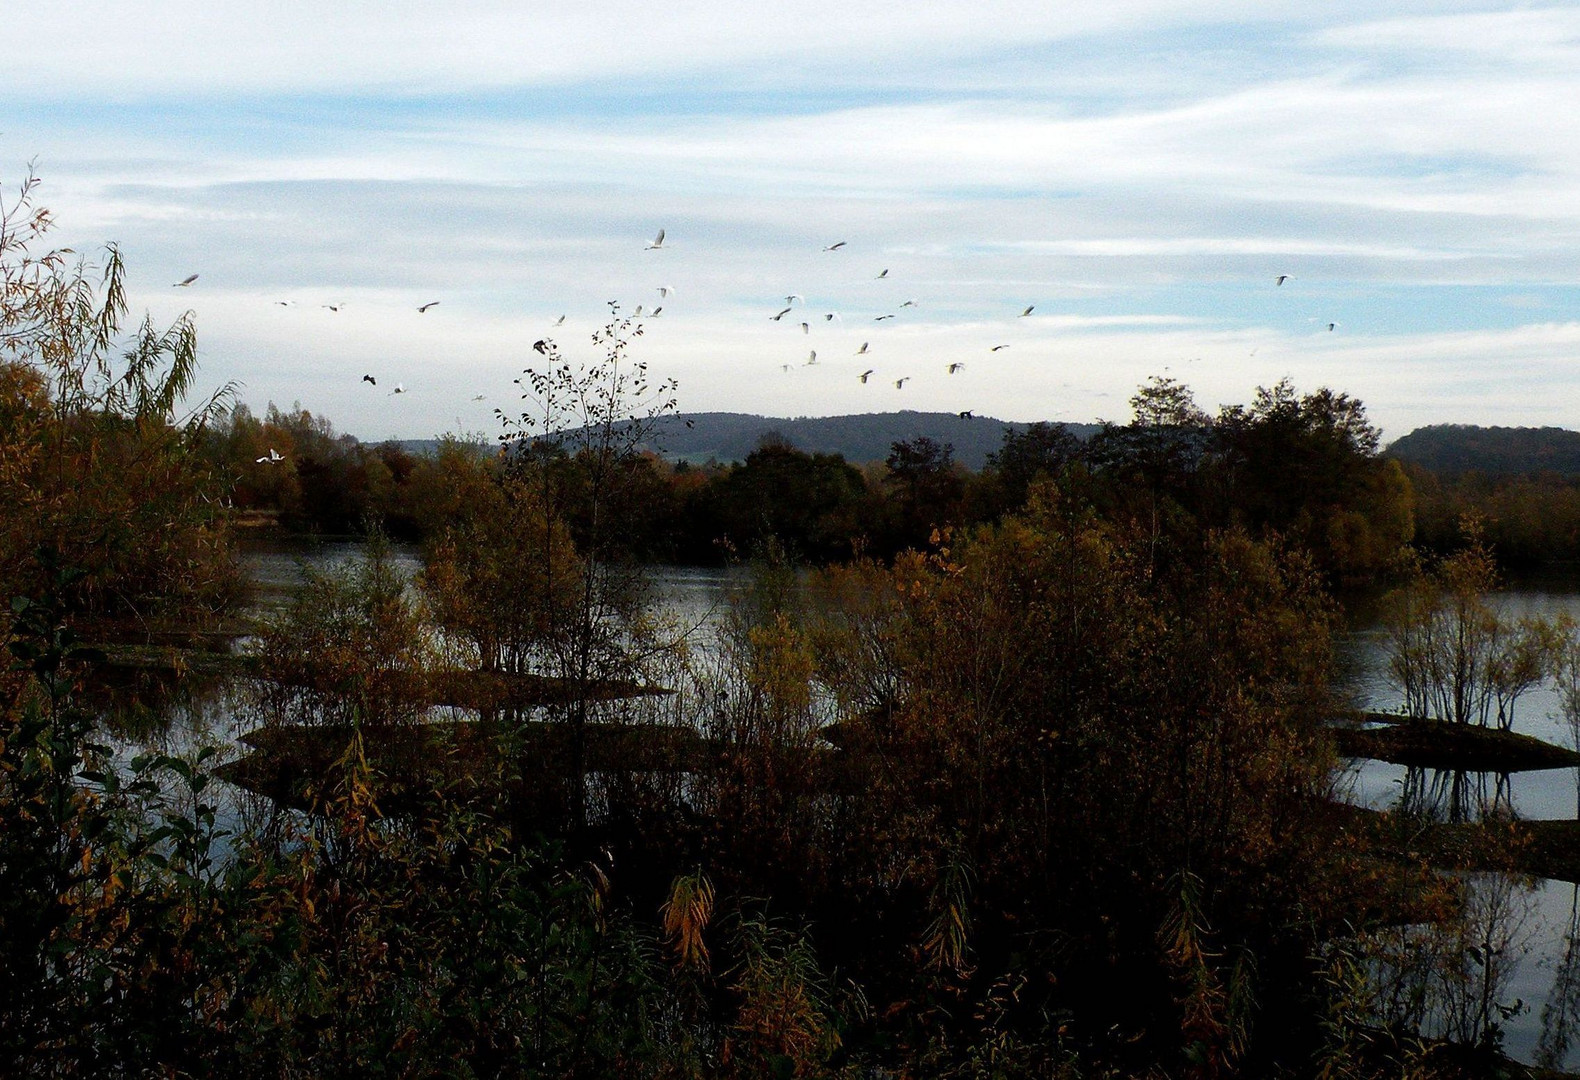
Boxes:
[1400,766,1512,823]
[1539,884,1580,1070]
[1366,872,1532,1048]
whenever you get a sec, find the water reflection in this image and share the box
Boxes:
[1539,884,1580,1069]
[1399,766,1514,824]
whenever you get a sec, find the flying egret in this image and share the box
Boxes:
[770,307,792,321]
[856,342,869,355]
[785,294,804,305]
[646,229,665,250]
[173,274,198,287]
[256,448,283,464]
[806,350,818,365]
[658,285,674,298]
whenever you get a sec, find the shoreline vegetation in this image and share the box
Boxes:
[16,178,1580,1077]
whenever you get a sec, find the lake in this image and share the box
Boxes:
[121,541,1580,1068]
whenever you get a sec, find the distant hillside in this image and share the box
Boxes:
[1386,424,1580,476]
[386,413,1100,471]
[634,412,1099,470]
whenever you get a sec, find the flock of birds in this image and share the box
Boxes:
[175,227,1333,468]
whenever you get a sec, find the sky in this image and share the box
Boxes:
[8,2,1580,443]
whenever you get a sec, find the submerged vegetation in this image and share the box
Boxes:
[8,178,1580,1077]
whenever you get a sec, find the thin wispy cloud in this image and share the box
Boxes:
[7,3,1577,441]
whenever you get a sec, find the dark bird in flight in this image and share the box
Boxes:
[554,314,566,326]
[646,229,666,250]
[959,410,974,420]
[274,300,291,307]
[323,304,341,312]
[823,241,846,251]
[786,294,804,305]
[805,350,818,365]
[390,384,407,395]
[876,268,889,278]
[658,285,674,297]
[771,307,792,321]
[173,274,198,287]
[859,370,874,383]
[947,363,965,374]
[685,418,695,429]
[533,340,549,354]
[901,299,918,308]
[991,344,1010,351]
[894,377,909,389]
[1326,322,1337,331]
[1275,275,1291,286]
[856,342,869,355]
[874,314,895,321]
[417,301,440,313]
[801,322,810,335]
[1019,305,1034,317]
[362,374,377,386]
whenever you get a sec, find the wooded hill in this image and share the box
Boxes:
[1386,423,1580,476]
[398,412,1100,470]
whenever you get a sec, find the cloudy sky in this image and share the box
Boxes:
[10,2,1580,442]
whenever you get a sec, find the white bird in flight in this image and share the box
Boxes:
[785,294,804,305]
[646,229,666,250]
[255,448,283,464]
[823,241,846,251]
[390,383,407,395]
[173,274,198,287]
[806,350,818,365]
[801,322,810,335]
[657,285,674,298]
[856,342,869,355]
